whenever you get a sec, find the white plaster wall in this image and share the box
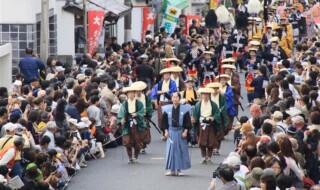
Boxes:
[0,0,56,23]
[55,0,75,56]
[0,43,12,89]
[131,7,142,42]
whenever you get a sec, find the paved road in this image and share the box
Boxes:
[68,73,250,190]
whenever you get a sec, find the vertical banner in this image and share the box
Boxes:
[210,0,220,10]
[161,5,181,35]
[182,15,201,35]
[142,8,156,42]
[87,10,105,55]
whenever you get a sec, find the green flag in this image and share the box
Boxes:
[162,0,189,13]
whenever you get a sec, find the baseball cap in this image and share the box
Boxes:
[123,53,130,59]
[46,121,57,129]
[286,125,296,135]
[77,122,87,129]
[4,123,17,132]
[291,115,304,124]
[272,111,283,119]
[81,117,92,127]
[224,156,241,167]
[55,66,65,72]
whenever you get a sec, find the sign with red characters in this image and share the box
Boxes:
[142,8,156,42]
[87,10,105,55]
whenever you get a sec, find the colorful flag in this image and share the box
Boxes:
[161,5,181,35]
[142,8,156,42]
[87,10,105,55]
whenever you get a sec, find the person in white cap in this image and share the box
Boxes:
[0,138,25,169]
[42,121,57,150]
[118,86,147,164]
[193,88,221,164]
[0,123,17,152]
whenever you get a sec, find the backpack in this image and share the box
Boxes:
[235,175,250,190]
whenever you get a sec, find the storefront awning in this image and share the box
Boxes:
[105,0,132,18]
[66,0,132,18]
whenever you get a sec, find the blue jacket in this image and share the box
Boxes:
[250,75,268,99]
[224,86,237,116]
[18,55,45,83]
[65,104,81,122]
[151,80,177,101]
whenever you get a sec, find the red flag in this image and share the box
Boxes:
[142,8,156,43]
[182,15,201,35]
[245,72,254,91]
[87,10,105,55]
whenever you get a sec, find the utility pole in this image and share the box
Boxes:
[83,0,87,53]
[40,0,49,63]
[124,0,132,42]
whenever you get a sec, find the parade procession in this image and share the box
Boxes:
[0,0,320,189]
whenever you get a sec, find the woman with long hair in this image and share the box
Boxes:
[46,56,57,76]
[277,137,304,188]
[267,88,280,110]
[53,99,69,134]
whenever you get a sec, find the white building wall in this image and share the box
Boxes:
[0,0,56,23]
[0,43,12,89]
[131,7,142,42]
[55,0,75,56]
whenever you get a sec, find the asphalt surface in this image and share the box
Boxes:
[68,73,250,190]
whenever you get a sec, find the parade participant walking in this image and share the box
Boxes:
[183,39,203,81]
[216,74,236,136]
[192,88,221,164]
[199,51,217,87]
[18,48,45,84]
[169,65,185,91]
[206,82,229,155]
[180,77,198,105]
[162,92,192,176]
[151,68,177,139]
[222,64,241,114]
[118,86,146,164]
[131,81,153,154]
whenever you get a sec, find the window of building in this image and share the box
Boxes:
[0,24,36,65]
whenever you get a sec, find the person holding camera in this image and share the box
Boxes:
[192,88,221,164]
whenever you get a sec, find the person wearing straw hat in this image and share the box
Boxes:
[131,81,153,154]
[180,77,199,147]
[117,86,146,164]
[222,64,241,114]
[230,28,248,61]
[151,68,177,140]
[170,66,185,91]
[192,88,221,164]
[183,38,203,82]
[263,36,288,67]
[216,30,233,59]
[206,82,229,155]
[162,92,192,176]
[243,48,261,73]
[199,51,217,87]
[216,74,237,136]
[180,77,199,106]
